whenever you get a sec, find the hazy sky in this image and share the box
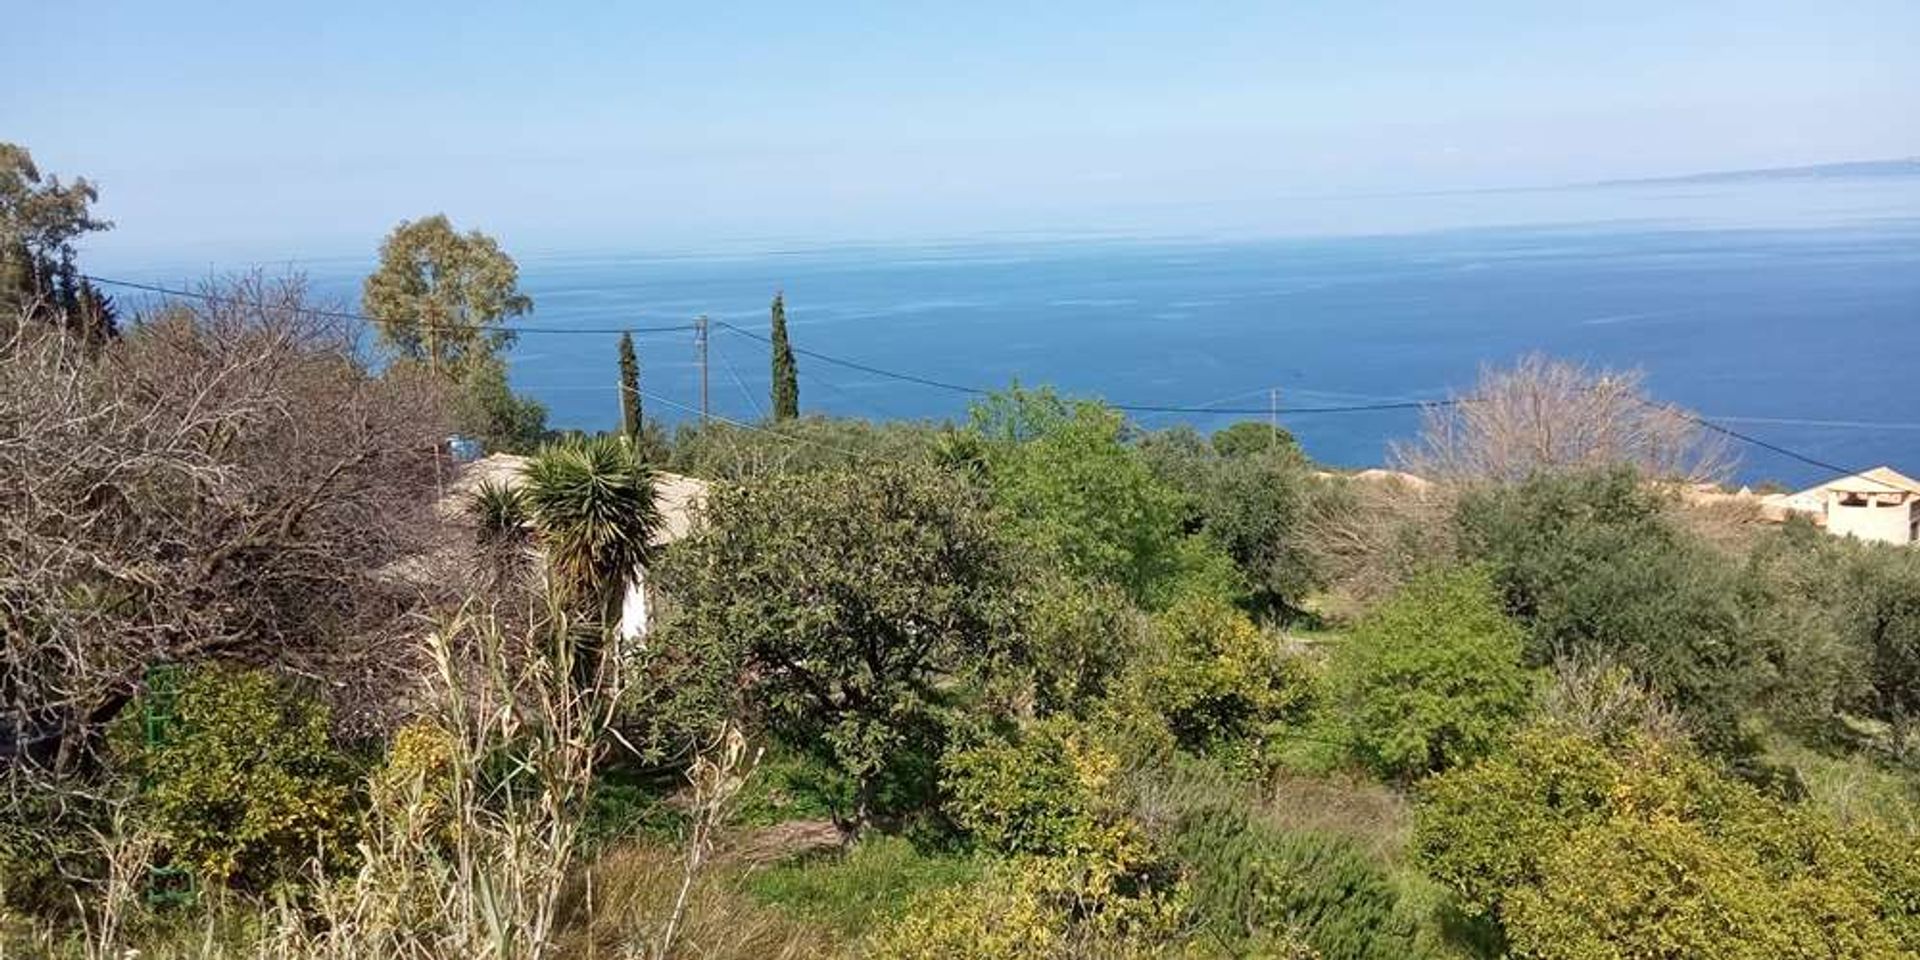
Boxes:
[9,1,1918,263]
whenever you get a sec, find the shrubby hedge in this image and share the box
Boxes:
[116,665,361,888]
[1415,725,1920,957]
[1328,566,1535,781]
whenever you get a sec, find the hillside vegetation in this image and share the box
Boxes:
[5,143,1918,959]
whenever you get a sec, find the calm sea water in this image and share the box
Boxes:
[119,177,1920,487]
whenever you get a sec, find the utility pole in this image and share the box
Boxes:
[1269,387,1280,442]
[694,315,710,425]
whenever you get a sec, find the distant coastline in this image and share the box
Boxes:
[1589,158,1920,188]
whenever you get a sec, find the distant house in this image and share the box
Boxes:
[1763,466,1920,545]
[442,453,710,642]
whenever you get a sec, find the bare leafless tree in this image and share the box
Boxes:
[1391,354,1735,487]
[1,274,454,770]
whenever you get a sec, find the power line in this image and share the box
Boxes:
[83,273,1914,476]
[712,320,1460,416]
[82,274,701,336]
[1661,404,1865,479]
[711,335,766,421]
[638,388,878,463]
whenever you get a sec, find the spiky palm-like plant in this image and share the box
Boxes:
[468,478,533,589]
[521,434,662,626]
[469,478,531,544]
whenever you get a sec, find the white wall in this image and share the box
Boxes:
[617,565,651,644]
[1825,494,1915,545]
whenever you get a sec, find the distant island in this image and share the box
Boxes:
[1592,157,1920,187]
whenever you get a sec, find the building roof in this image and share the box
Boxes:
[1815,466,1920,496]
[442,453,709,547]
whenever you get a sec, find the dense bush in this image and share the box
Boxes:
[668,415,944,480]
[972,388,1234,609]
[1127,595,1315,773]
[1140,424,1322,617]
[118,665,361,888]
[1831,541,1920,755]
[861,839,1194,960]
[1328,567,1535,781]
[1020,571,1145,718]
[1505,813,1903,958]
[0,775,117,920]
[1455,467,1762,752]
[648,462,1025,819]
[1415,726,1919,955]
[1172,800,1414,960]
[942,720,1119,857]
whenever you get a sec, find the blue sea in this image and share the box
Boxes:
[115,176,1920,487]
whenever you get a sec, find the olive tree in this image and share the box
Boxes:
[646,463,1024,821]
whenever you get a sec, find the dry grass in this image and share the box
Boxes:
[1260,771,1412,864]
[555,844,832,960]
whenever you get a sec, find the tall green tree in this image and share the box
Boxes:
[649,464,1022,819]
[769,292,799,420]
[617,331,643,441]
[1,142,116,342]
[362,214,531,377]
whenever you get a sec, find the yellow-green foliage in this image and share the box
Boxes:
[1129,595,1314,773]
[942,720,1121,857]
[370,719,458,842]
[862,852,1196,960]
[1415,727,1920,957]
[1328,567,1535,781]
[120,665,360,888]
[899,725,1198,958]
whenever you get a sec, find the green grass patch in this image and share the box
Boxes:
[731,747,856,827]
[1767,734,1920,832]
[743,835,982,938]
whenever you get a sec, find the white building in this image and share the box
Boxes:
[1763,466,1920,546]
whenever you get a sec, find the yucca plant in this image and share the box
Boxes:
[469,479,534,590]
[521,435,661,686]
[469,478,532,547]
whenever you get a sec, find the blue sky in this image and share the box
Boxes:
[8,1,1918,264]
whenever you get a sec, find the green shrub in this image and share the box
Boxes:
[1328,567,1535,781]
[1173,799,1412,960]
[1140,424,1321,618]
[971,387,1218,610]
[1021,572,1144,719]
[1415,726,1920,955]
[1455,467,1763,753]
[942,721,1116,857]
[1128,594,1315,773]
[648,463,1023,818]
[118,665,360,888]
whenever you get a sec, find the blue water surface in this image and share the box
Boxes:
[118,177,1920,486]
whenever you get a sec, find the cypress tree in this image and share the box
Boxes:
[616,331,643,441]
[769,292,799,420]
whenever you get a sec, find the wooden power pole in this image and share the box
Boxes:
[694,315,710,425]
